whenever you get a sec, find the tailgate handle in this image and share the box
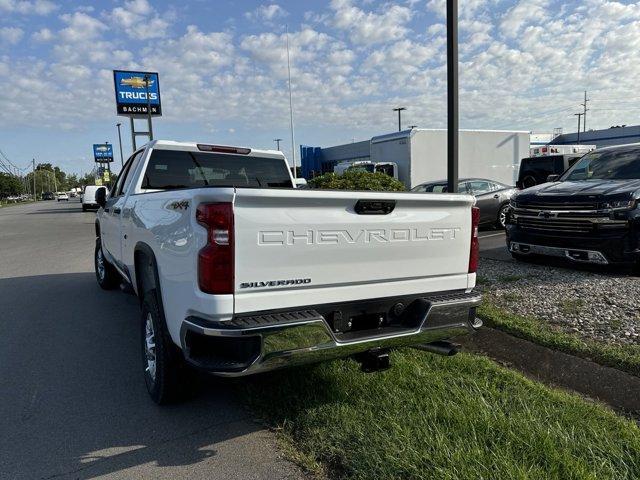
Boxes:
[354,200,396,215]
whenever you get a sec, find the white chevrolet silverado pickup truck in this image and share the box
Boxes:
[94,140,481,404]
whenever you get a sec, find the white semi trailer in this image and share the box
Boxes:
[369,129,530,189]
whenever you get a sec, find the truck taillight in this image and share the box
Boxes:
[469,206,480,273]
[196,203,234,294]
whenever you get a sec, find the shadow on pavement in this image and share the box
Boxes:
[0,272,273,479]
[27,207,86,214]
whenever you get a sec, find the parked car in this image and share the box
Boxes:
[507,143,640,267]
[57,192,69,202]
[412,178,516,228]
[69,191,77,198]
[94,140,482,404]
[42,192,55,200]
[82,186,108,211]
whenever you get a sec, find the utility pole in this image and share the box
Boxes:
[447,0,459,193]
[574,113,583,144]
[286,25,297,178]
[274,138,282,151]
[105,141,112,188]
[116,123,124,167]
[393,107,406,132]
[32,159,36,201]
[52,169,57,193]
[580,91,589,132]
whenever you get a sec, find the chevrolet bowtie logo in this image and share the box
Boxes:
[120,76,154,89]
[538,211,557,218]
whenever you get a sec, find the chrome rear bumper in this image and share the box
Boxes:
[180,291,482,377]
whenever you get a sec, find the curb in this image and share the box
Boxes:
[459,327,640,415]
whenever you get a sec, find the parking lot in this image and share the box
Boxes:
[2,197,640,479]
[0,200,304,480]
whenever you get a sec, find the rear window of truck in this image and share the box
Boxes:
[141,149,293,190]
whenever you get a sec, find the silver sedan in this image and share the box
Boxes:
[411,178,517,228]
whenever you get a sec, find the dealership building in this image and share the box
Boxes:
[552,124,640,148]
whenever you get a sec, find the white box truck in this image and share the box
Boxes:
[369,129,530,189]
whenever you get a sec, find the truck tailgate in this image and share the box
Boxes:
[233,189,475,314]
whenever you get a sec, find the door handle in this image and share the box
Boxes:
[113,207,122,214]
[493,194,499,198]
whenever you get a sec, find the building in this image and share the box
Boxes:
[552,125,640,148]
[301,128,530,188]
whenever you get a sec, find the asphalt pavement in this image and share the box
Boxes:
[0,200,304,480]
[478,228,510,261]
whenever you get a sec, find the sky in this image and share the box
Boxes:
[1,0,640,175]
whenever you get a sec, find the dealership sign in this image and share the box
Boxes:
[93,143,114,163]
[113,70,162,116]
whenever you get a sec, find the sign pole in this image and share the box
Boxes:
[144,74,154,141]
[130,117,137,152]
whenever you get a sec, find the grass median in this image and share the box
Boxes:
[479,300,640,377]
[242,349,640,480]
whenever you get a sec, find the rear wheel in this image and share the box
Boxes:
[94,238,119,290]
[141,291,188,404]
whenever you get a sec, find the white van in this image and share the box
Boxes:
[82,186,109,212]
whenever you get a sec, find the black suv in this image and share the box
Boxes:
[517,154,584,189]
[507,144,640,267]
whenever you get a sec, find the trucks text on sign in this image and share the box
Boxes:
[113,70,162,117]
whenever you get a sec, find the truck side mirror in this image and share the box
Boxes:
[546,174,560,183]
[96,187,107,208]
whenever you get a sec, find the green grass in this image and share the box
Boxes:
[0,199,36,208]
[479,301,640,377]
[243,349,640,480]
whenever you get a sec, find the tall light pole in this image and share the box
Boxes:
[393,107,406,132]
[116,123,124,167]
[274,138,283,151]
[447,0,459,193]
[286,25,297,178]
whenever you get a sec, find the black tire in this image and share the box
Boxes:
[82,205,87,212]
[496,204,509,229]
[522,174,537,189]
[141,291,188,404]
[94,238,119,290]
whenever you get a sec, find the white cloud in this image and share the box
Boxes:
[110,0,170,40]
[58,12,107,42]
[2,0,640,147]
[330,0,412,45]
[32,27,53,42]
[0,26,24,44]
[0,0,57,15]
[245,4,288,22]
[500,0,549,38]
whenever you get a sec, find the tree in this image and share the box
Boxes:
[0,173,24,197]
[308,170,406,192]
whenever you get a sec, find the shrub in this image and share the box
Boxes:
[308,170,406,192]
